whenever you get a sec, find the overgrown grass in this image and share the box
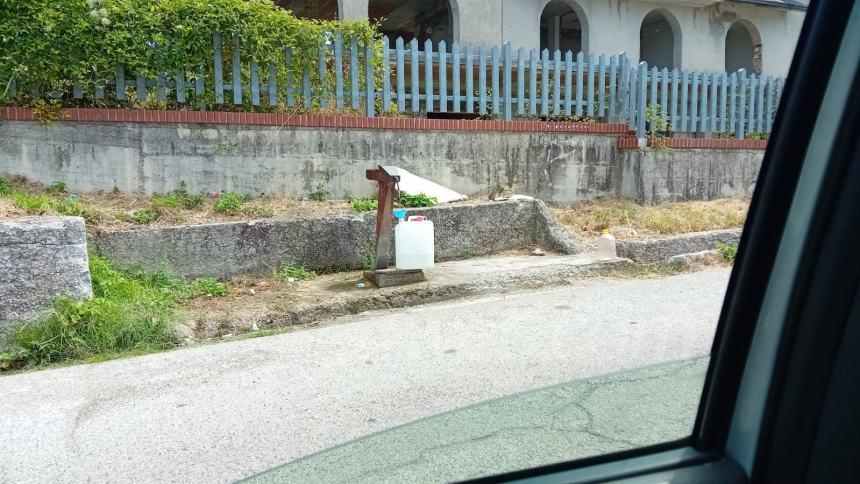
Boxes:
[398,191,438,208]
[214,192,244,215]
[351,197,378,213]
[276,264,317,281]
[0,177,288,227]
[194,277,229,297]
[553,196,749,239]
[310,183,330,202]
[717,242,738,262]
[0,255,228,371]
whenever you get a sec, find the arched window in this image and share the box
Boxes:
[369,0,456,48]
[725,20,762,74]
[540,0,588,59]
[275,0,340,20]
[639,9,682,69]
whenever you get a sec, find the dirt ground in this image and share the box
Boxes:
[0,176,354,230]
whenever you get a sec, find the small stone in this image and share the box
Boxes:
[531,248,545,256]
[287,277,296,283]
[251,322,259,332]
[249,288,256,295]
[356,282,365,288]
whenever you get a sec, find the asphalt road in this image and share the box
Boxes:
[0,268,730,483]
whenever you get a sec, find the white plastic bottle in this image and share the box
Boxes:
[597,230,617,258]
[395,216,435,270]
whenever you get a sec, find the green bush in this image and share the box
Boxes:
[398,191,438,208]
[717,242,738,262]
[152,194,181,209]
[362,252,376,270]
[0,255,185,370]
[152,183,205,210]
[310,183,330,202]
[276,264,316,281]
[133,206,160,224]
[194,277,228,297]
[351,197,378,213]
[214,191,243,215]
[0,177,8,195]
[46,181,67,194]
[1,0,379,107]
[182,194,205,210]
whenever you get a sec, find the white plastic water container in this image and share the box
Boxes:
[597,232,617,258]
[395,216,435,270]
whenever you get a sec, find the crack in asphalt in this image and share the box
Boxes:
[309,359,705,483]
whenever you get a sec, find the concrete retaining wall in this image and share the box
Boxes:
[0,121,763,204]
[92,199,583,279]
[0,217,92,339]
[618,149,761,204]
[616,228,742,263]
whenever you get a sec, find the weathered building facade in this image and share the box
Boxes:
[278,0,806,76]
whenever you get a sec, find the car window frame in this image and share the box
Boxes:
[461,0,860,481]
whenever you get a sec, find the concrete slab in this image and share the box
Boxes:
[190,253,628,339]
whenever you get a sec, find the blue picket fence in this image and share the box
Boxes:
[3,34,784,140]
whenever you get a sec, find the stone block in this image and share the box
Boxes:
[0,217,92,339]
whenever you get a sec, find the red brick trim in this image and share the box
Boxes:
[616,134,768,150]
[616,135,640,149]
[0,107,631,135]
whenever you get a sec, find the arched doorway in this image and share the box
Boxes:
[639,9,681,69]
[275,0,340,20]
[369,0,455,48]
[725,20,762,74]
[540,0,588,58]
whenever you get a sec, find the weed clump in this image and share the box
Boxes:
[276,264,317,281]
[717,242,738,262]
[398,191,437,208]
[351,197,378,213]
[0,256,229,370]
[214,192,244,215]
[0,256,181,369]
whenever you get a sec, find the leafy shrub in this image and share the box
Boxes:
[46,181,67,193]
[717,242,738,263]
[1,0,379,107]
[351,197,378,212]
[276,264,316,281]
[51,200,104,224]
[214,192,244,215]
[362,252,376,270]
[0,177,8,195]
[153,182,204,210]
[0,255,184,370]
[153,194,181,209]
[194,277,229,297]
[31,99,68,124]
[310,183,330,202]
[181,194,205,210]
[133,206,160,224]
[398,191,437,208]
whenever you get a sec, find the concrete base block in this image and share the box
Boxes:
[363,269,425,288]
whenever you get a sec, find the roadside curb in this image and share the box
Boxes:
[616,228,741,263]
[190,256,630,339]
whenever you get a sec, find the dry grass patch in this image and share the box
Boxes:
[552,196,749,240]
[0,177,352,230]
